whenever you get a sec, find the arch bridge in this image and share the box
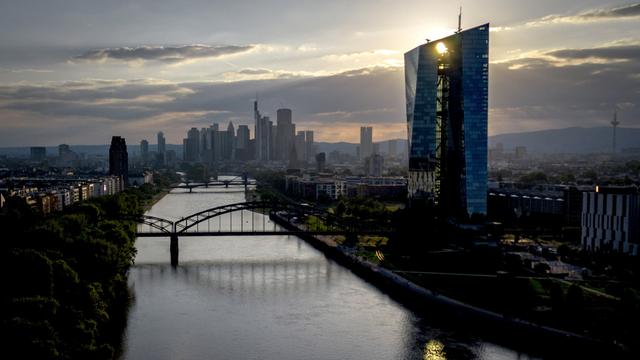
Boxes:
[134,201,393,266]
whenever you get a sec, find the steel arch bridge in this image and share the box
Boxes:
[133,200,394,266]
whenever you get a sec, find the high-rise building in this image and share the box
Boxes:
[30,146,46,161]
[157,131,166,166]
[224,122,235,160]
[157,131,166,154]
[295,131,306,163]
[305,130,315,163]
[254,100,272,161]
[109,136,129,186]
[236,125,251,161]
[360,126,373,161]
[140,139,149,164]
[276,108,295,161]
[184,127,200,162]
[405,23,489,216]
[236,125,250,149]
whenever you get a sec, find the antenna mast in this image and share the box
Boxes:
[457,6,462,33]
[611,109,620,154]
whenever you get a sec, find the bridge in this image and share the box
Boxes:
[134,201,393,266]
[172,175,256,192]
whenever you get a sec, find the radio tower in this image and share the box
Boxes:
[611,110,620,154]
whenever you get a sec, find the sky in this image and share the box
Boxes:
[0,0,639,146]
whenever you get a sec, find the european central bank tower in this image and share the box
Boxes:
[405,24,489,217]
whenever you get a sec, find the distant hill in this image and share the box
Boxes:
[4,128,639,156]
[316,139,407,156]
[489,127,640,154]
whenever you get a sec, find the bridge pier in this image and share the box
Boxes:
[170,234,179,267]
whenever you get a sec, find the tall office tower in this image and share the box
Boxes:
[157,131,166,154]
[109,136,129,186]
[254,100,272,161]
[184,127,200,162]
[157,131,166,166]
[222,122,235,160]
[208,123,221,162]
[30,146,46,161]
[236,125,251,160]
[304,130,315,163]
[360,126,373,160]
[200,127,209,161]
[295,131,306,163]
[140,139,149,164]
[276,108,295,161]
[236,125,250,149]
[405,23,489,217]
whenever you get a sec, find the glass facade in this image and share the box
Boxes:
[405,24,489,216]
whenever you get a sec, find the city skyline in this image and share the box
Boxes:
[0,1,638,146]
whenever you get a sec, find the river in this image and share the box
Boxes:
[122,184,540,360]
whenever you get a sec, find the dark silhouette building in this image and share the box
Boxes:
[109,136,129,186]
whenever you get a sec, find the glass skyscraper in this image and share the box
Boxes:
[405,24,489,217]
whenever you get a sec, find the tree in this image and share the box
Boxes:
[566,284,584,316]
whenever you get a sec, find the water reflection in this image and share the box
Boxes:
[123,185,540,360]
[424,339,447,360]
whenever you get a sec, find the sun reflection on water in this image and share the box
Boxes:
[423,339,446,360]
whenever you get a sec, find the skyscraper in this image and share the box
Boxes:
[360,126,373,161]
[184,127,200,162]
[405,23,489,216]
[305,130,315,163]
[109,136,129,186]
[276,108,295,161]
[236,125,251,160]
[295,131,306,163]
[140,139,149,164]
[254,100,272,161]
[157,131,166,166]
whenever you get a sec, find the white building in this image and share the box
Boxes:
[581,187,639,255]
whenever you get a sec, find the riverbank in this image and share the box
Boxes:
[269,213,629,358]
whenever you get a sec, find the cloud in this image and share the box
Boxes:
[547,44,640,61]
[72,44,253,64]
[526,3,640,27]
[0,68,53,74]
[489,43,640,135]
[0,66,405,145]
[493,43,640,69]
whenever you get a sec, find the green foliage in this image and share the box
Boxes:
[518,171,548,184]
[1,190,144,359]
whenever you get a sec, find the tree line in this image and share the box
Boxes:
[0,183,166,359]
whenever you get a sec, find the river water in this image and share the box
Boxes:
[122,185,539,360]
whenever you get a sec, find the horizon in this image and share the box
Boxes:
[1,1,639,145]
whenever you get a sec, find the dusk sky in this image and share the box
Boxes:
[0,0,639,146]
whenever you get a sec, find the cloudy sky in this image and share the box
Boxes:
[0,0,639,146]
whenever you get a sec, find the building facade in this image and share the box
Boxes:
[405,23,489,217]
[581,187,639,255]
[109,136,129,185]
[360,126,373,161]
